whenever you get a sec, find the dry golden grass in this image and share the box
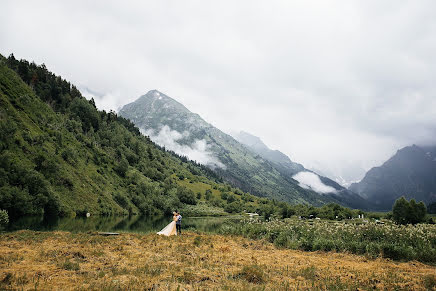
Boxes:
[0,230,435,290]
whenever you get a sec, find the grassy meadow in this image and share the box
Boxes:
[1,230,436,290]
[219,218,436,263]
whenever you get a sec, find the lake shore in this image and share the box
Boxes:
[1,230,435,290]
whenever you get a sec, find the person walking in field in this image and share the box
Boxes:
[176,211,182,235]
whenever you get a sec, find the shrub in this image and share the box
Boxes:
[236,265,265,284]
[224,201,242,213]
[220,192,228,200]
[114,194,129,209]
[62,260,80,271]
[392,197,427,225]
[423,274,436,290]
[313,238,336,252]
[114,157,129,177]
[178,188,197,205]
[427,202,436,214]
[205,189,212,200]
[226,194,237,203]
[0,209,9,229]
[218,219,436,263]
[300,266,317,280]
[193,235,202,247]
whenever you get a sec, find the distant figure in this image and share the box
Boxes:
[157,212,178,236]
[176,212,182,235]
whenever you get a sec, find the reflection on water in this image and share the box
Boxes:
[6,215,242,234]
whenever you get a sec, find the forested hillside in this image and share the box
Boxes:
[0,54,273,219]
[119,91,370,209]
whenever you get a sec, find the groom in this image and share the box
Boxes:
[176,211,182,235]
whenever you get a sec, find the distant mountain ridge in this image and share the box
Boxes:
[232,131,370,207]
[349,145,436,210]
[233,131,305,173]
[120,90,371,209]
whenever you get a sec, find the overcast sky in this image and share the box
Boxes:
[2,0,436,184]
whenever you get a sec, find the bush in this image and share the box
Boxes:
[226,194,237,203]
[114,194,129,209]
[193,235,202,247]
[236,265,265,284]
[0,209,9,229]
[427,202,436,214]
[313,238,336,252]
[178,188,197,205]
[114,157,129,177]
[205,189,212,200]
[423,274,436,290]
[220,192,228,200]
[392,197,427,225]
[224,201,242,213]
[218,219,436,263]
[62,260,80,271]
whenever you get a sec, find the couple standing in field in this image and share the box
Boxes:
[157,211,182,236]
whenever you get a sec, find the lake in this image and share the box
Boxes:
[4,215,244,234]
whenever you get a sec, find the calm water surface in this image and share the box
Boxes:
[5,215,242,234]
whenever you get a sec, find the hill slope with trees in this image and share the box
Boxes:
[0,54,275,220]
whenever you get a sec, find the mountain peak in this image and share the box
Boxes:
[127,90,191,115]
[119,90,209,134]
[349,144,436,210]
[142,90,173,102]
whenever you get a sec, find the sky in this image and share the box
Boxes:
[1,0,436,185]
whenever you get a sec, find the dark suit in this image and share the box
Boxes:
[176,215,182,234]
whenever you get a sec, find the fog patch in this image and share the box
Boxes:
[143,125,225,169]
[292,171,337,194]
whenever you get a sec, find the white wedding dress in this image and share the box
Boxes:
[157,220,177,236]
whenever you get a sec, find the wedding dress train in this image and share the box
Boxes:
[157,221,177,236]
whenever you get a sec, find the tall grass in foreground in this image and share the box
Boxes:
[1,230,435,290]
[218,219,436,263]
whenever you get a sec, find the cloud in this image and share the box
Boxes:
[80,86,122,112]
[1,0,436,185]
[143,125,225,169]
[292,172,337,194]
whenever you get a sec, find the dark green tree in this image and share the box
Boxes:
[427,201,436,214]
[392,197,427,225]
[225,201,242,213]
[177,187,197,205]
[69,97,101,132]
[205,189,212,200]
[115,156,129,177]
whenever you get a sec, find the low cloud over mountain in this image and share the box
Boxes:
[143,125,225,169]
[293,172,337,194]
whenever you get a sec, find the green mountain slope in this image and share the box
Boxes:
[0,54,267,219]
[233,131,371,209]
[119,90,369,208]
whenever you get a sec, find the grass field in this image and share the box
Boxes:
[1,230,435,290]
[219,218,436,263]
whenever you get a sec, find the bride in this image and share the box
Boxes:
[157,212,178,236]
